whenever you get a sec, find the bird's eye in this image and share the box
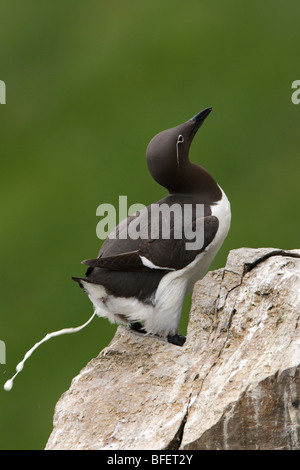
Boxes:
[177,134,184,144]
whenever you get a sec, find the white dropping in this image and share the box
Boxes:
[3,311,97,392]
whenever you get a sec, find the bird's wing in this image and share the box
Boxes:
[139,214,219,270]
[82,250,151,272]
[82,215,219,272]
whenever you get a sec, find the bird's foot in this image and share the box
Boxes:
[129,322,147,334]
[130,323,186,347]
[167,333,186,347]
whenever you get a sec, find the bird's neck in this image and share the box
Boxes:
[167,163,222,203]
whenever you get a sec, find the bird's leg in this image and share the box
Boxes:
[129,322,147,334]
[167,334,186,347]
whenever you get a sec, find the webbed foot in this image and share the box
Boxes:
[167,334,186,347]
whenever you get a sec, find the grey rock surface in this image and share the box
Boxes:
[46,248,300,450]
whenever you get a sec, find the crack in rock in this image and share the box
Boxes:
[243,249,300,275]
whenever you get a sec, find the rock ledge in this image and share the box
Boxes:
[46,248,300,450]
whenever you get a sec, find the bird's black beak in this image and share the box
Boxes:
[190,107,212,136]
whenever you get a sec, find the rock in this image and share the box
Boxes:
[45,248,300,450]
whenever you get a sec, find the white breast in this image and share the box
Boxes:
[211,187,231,248]
[206,186,231,272]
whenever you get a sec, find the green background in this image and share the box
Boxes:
[0,0,299,450]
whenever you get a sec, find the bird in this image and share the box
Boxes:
[72,108,231,346]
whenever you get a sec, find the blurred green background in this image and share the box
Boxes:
[0,0,299,450]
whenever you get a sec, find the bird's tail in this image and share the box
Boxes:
[71,276,86,287]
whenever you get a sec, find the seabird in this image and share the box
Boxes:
[73,108,231,346]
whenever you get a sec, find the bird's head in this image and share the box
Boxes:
[146,108,212,194]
